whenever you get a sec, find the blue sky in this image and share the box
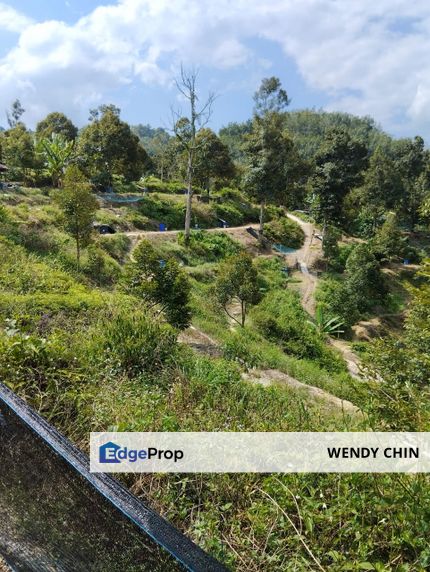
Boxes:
[0,1,429,140]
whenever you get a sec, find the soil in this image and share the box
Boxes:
[242,369,360,415]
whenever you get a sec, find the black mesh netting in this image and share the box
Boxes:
[0,383,226,572]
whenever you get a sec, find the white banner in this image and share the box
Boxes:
[90,432,430,473]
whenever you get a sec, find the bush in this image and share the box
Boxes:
[84,245,121,286]
[252,290,345,372]
[263,217,305,248]
[177,230,241,261]
[122,239,192,329]
[97,233,131,262]
[94,310,178,379]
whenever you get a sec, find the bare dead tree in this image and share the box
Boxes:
[172,66,216,244]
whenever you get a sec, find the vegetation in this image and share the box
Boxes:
[1,72,430,571]
[214,252,261,326]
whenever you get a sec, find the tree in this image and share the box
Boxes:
[214,253,261,327]
[371,212,406,261]
[122,239,191,329]
[243,77,292,236]
[77,105,149,187]
[172,66,216,244]
[351,146,402,236]
[6,99,25,128]
[36,134,75,187]
[243,111,294,235]
[344,243,387,312]
[393,136,429,230]
[57,165,98,268]
[362,275,430,430]
[193,128,235,194]
[308,128,368,243]
[36,112,78,141]
[0,124,36,182]
[253,77,290,116]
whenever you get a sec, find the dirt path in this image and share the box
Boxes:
[124,223,260,251]
[284,214,321,316]
[178,326,222,357]
[242,369,360,414]
[127,214,363,380]
[329,339,362,379]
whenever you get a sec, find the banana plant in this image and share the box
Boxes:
[308,306,345,337]
[36,133,75,187]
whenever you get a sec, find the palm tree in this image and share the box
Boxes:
[37,133,75,187]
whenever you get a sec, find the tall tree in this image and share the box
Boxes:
[0,124,36,183]
[193,128,235,194]
[243,111,294,235]
[36,112,78,141]
[393,136,429,230]
[6,99,25,128]
[243,77,290,235]
[77,105,149,187]
[172,67,216,244]
[308,128,368,242]
[57,165,98,268]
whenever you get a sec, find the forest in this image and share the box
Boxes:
[0,76,430,571]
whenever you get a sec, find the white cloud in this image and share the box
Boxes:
[1,0,430,138]
[0,2,33,33]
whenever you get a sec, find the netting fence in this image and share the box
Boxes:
[0,383,226,572]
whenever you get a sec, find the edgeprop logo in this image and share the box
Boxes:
[99,441,184,464]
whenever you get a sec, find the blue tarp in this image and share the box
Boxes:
[272,243,296,254]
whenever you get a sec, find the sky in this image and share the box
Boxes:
[0,0,429,141]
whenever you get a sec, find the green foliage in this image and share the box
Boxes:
[308,128,368,228]
[345,243,388,311]
[93,309,178,379]
[360,281,430,431]
[56,165,98,267]
[370,212,403,260]
[122,239,191,329]
[36,112,78,141]
[97,233,131,262]
[178,230,241,261]
[317,244,388,328]
[322,225,341,263]
[84,245,121,286]
[0,124,37,183]
[263,216,305,248]
[214,252,261,326]
[252,290,345,372]
[77,105,149,186]
[309,307,345,336]
[36,133,75,187]
[193,128,235,192]
[242,112,297,228]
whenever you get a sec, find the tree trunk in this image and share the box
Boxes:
[184,150,193,244]
[184,88,197,245]
[259,199,265,235]
[76,235,81,270]
[241,300,246,327]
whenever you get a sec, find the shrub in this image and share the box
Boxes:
[263,217,305,248]
[122,239,192,329]
[94,310,178,378]
[177,230,241,261]
[252,290,345,372]
[84,245,121,286]
[97,233,131,262]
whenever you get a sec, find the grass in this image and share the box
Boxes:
[1,186,430,570]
